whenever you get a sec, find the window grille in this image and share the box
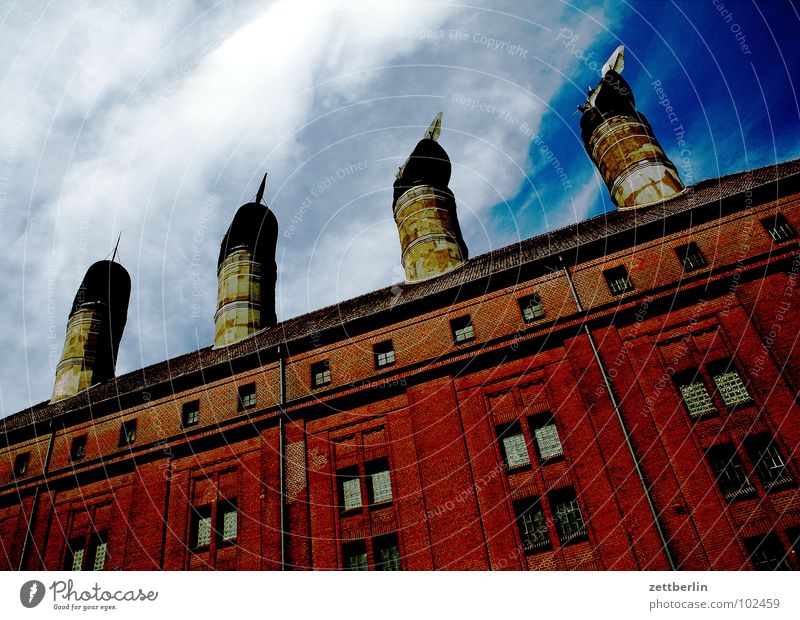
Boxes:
[678,380,716,418]
[374,341,396,368]
[519,294,545,323]
[708,444,754,500]
[534,423,564,461]
[747,436,794,489]
[551,489,587,544]
[375,535,402,571]
[238,384,256,410]
[311,361,331,387]
[603,266,633,295]
[196,513,212,548]
[92,541,108,571]
[71,548,84,571]
[761,213,796,243]
[71,436,87,461]
[371,470,392,503]
[343,542,368,571]
[451,316,475,343]
[119,420,136,446]
[712,369,751,407]
[501,432,530,469]
[342,477,362,511]
[183,401,200,426]
[517,503,550,552]
[675,241,707,271]
[222,506,238,541]
[746,534,790,571]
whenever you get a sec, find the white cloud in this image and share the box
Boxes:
[0,0,616,415]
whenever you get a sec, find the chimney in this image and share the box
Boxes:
[579,46,685,209]
[392,113,468,282]
[214,173,278,348]
[51,259,131,402]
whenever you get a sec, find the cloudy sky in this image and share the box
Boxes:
[1,0,799,417]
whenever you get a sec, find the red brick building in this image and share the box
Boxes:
[1,56,800,571]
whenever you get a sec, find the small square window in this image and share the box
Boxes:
[12,452,30,478]
[549,487,587,545]
[339,469,362,512]
[514,498,551,553]
[311,360,331,388]
[238,383,256,410]
[182,400,200,427]
[70,436,87,461]
[374,533,402,571]
[745,533,789,571]
[342,540,368,571]
[745,434,794,490]
[450,315,475,343]
[674,241,706,271]
[518,293,545,323]
[367,459,392,504]
[219,499,238,543]
[709,361,752,407]
[530,415,564,461]
[118,420,136,447]
[603,265,633,295]
[761,212,796,243]
[675,369,716,419]
[191,505,212,549]
[707,443,755,501]
[373,340,396,369]
[497,422,530,469]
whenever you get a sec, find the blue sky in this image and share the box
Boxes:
[1,0,799,416]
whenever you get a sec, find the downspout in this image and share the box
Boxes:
[18,418,57,570]
[561,259,677,571]
[278,344,286,571]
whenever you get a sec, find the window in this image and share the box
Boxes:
[497,422,530,469]
[603,265,633,295]
[373,340,396,369]
[374,534,402,571]
[674,241,706,271]
[12,452,29,478]
[675,369,716,419]
[342,540,368,571]
[70,436,87,461]
[311,360,331,388]
[761,212,796,243]
[218,499,238,543]
[118,420,136,447]
[518,293,545,323]
[64,532,108,571]
[514,498,550,553]
[367,459,392,504]
[191,505,213,549]
[238,383,256,410]
[745,435,794,490]
[450,315,475,343]
[707,443,755,501]
[550,487,587,544]
[745,534,789,571]
[339,469,362,512]
[182,400,200,427]
[710,362,751,407]
[530,415,564,461]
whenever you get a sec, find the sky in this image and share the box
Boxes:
[1,0,799,417]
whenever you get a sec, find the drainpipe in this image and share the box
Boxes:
[278,344,286,571]
[561,259,677,571]
[18,418,57,570]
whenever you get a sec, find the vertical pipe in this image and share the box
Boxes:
[561,262,677,570]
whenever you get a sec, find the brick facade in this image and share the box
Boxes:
[1,161,799,571]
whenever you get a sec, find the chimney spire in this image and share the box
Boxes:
[579,46,685,209]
